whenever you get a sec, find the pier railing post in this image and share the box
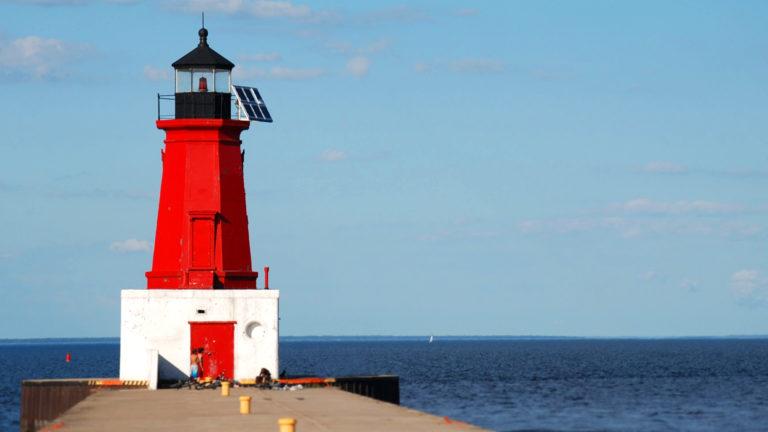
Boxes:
[239,396,251,414]
[278,417,297,432]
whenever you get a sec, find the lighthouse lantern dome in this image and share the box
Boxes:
[172,27,235,119]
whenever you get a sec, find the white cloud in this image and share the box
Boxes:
[641,161,687,174]
[239,53,282,62]
[324,40,387,78]
[0,35,91,80]
[169,0,315,19]
[731,270,759,296]
[143,65,169,81]
[346,56,371,77]
[414,62,430,73]
[730,270,768,306]
[109,239,151,253]
[320,149,346,162]
[234,66,324,80]
[615,198,743,215]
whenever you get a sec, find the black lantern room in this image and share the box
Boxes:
[172,27,234,119]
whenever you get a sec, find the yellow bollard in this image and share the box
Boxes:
[278,417,297,432]
[221,381,230,396]
[239,396,251,414]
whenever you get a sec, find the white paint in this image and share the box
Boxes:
[120,289,279,382]
[147,349,158,390]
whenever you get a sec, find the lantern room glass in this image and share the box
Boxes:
[176,69,192,93]
[175,68,231,93]
[215,70,230,92]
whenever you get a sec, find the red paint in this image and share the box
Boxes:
[146,119,259,289]
[39,422,64,431]
[264,266,270,289]
[190,321,235,380]
[278,377,330,385]
[65,353,71,363]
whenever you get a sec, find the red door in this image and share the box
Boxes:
[190,322,235,380]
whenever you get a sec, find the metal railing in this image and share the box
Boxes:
[157,94,176,120]
[333,375,400,405]
[20,379,148,432]
[157,93,242,120]
[20,380,93,432]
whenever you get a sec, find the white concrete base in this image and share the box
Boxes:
[147,349,158,390]
[119,289,279,382]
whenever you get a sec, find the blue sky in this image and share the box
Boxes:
[1,0,768,338]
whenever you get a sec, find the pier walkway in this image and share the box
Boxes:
[48,387,487,431]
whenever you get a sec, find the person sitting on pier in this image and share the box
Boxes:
[255,368,272,387]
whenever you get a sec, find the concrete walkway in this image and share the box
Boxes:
[51,387,487,431]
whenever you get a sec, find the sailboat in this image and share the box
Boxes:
[428,335,434,344]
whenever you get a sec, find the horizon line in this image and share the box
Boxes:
[2,334,768,343]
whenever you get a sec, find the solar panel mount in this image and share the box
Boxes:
[233,85,273,123]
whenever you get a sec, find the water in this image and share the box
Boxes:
[2,338,768,431]
[1,339,119,431]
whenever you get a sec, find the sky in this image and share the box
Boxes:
[1,0,768,338]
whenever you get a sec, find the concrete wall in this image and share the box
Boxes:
[120,289,279,382]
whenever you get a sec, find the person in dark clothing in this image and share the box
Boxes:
[256,368,272,387]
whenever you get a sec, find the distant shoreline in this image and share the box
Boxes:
[1,335,767,345]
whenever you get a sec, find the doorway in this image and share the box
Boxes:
[189,321,235,380]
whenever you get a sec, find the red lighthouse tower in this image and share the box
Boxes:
[121,27,279,385]
[146,27,258,289]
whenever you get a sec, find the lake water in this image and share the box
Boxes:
[2,337,767,431]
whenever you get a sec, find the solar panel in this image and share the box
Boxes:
[232,85,273,123]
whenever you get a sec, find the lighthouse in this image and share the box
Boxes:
[119,27,279,385]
